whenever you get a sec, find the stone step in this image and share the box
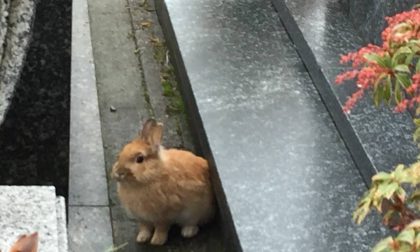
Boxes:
[68,0,113,250]
[0,186,68,252]
[272,0,418,183]
[156,0,388,251]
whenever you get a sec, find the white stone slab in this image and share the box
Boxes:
[0,186,59,252]
[56,196,68,252]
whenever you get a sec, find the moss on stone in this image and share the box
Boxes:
[162,80,173,97]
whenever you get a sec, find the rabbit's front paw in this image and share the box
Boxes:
[136,229,152,243]
[181,225,199,238]
[136,223,153,243]
[150,225,169,245]
[150,233,167,245]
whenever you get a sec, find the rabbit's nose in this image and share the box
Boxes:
[113,169,130,181]
[115,171,126,179]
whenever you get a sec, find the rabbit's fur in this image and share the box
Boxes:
[111,119,215,245]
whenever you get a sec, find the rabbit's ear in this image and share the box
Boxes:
[9,232,38,252]
[140,119,163,147]
[139,119,156,136]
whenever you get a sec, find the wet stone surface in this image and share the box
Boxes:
[346,0,416,44]
[161,0,388,251]
[282,0,418,177]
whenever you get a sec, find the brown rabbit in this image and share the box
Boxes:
[111,119,215,245]
[9,232,38,252]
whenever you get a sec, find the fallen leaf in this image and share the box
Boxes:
[150,36,161,44]
[140,20,152,29]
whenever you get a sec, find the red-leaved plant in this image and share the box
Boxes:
[336,7,420,252]
[336,8,420,114]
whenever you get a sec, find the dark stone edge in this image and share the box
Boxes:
[271,0,376,186]
[155,1,242,251]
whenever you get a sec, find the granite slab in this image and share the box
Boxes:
[272,0,418,183]
[68,0,113,250]
[0,186,59,252]
[68,206,113,252]
[0,0,36,125]
[347,0,417,44]
[157,0,388,251]
[0,0,9,56]
[69,0,108,206]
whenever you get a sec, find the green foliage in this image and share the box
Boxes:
[162,80,174,97]
[414,118,420,145]
[371,224,420,252]
[364,53,392,68]
[354,163,420,251]
[364,43,420,108]
[342,7,420,252]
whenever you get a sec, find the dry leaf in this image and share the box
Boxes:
[140,20,152,29]
[150,36,161,44]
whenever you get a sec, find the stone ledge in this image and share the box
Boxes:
[69,0,108,207]
[56,196,68,252]
[68,0,113,249]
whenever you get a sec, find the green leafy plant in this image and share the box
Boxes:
[337,7,420,252]
[353,163,420,251]
[336,9,420,113]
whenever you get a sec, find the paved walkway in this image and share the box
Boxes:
[87,0,224,250]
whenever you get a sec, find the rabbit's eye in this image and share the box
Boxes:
[136,155,144,163]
